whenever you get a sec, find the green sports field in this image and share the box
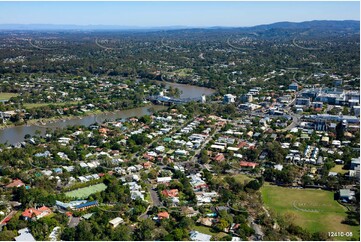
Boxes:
[261,184,359,240]
[65,183,107,199]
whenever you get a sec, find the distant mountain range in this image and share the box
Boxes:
[0,20,359,31]
[0,24,188,31]
[247,20,360,31]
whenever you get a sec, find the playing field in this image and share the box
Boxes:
[65,183,107,199]
[261,184,359,240]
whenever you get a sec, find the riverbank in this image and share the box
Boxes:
[0,105,168,144]
[0,104,157,130]
[0,81,214,144]
[156,78,217,94]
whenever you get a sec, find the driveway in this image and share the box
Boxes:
[150,188,162,207]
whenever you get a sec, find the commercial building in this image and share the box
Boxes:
[288,82,299,91]
[223,94,236,104]
[296,98,311,106]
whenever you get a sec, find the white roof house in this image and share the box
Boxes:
[109,217,124,228]
[175,149,189,156]
[210,145,225,151]
[15,228,36,241]
[274,164,283,171]
[130,191,144,200]
[190,230,212,241]
[155,146,165,153]
[157,177,172,183]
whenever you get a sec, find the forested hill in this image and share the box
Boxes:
[247,20,360,31]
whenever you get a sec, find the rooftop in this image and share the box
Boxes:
[15,228,36,241]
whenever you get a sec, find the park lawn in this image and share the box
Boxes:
[330,165,348,175]
[24,101,79,109]
[233,174,254,184]
[220,174,254,185]
[144,192,151,203]
[0,92,18,100]
[173,68,193,77]
[261,184,359,240]
[65,183,107,199]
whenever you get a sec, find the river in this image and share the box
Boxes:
[0,82,215,144]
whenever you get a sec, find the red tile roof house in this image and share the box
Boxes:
[143,161,152,169]
[129,117,138,122]
[237,141,248,149]
[240,161,258,169]
[143,153,155,161]
[213,153,225,162]
[157,211,170,220]
[98,128,108,133]
[22,206,52,221]
[5,179,25,188]
[161,189,179,198]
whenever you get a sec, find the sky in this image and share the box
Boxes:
[0,1,359,27]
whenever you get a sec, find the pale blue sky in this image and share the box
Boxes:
[0,1,359,27]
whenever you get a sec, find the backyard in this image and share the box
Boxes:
[0,92,18,100]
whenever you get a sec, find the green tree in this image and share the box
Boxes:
[336,121,345,140]
[137,219,156,240]
[139,115,152,125]
[0,230,17,241]
[111,225,133,241]
[216,218,229,232]
[245,179,262,191]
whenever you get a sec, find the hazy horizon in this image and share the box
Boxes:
[0,1,359,28]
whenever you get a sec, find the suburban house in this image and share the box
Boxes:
[213,153,225,162]
[74,201,98,211]
[157,177,172,183]
[190,230,212,241]
[180,206,199,217]
[240,161,258,169]
[143,161,152,169]
[5,178,25,188]
[22,206,52,220]
[157,211,170,220]
[161,189,179,198]
[339,189,355,202]
[288,82,299,91]
[15,228,36,241]
[109,217,124,228]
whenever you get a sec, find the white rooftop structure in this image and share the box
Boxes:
[274,164,284,171]
[190,230,212,241]
[48,226,61,241]
[109,217,124,228]
[15,228,36,241]
[155,146,165,152]
[157,177,172,183]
